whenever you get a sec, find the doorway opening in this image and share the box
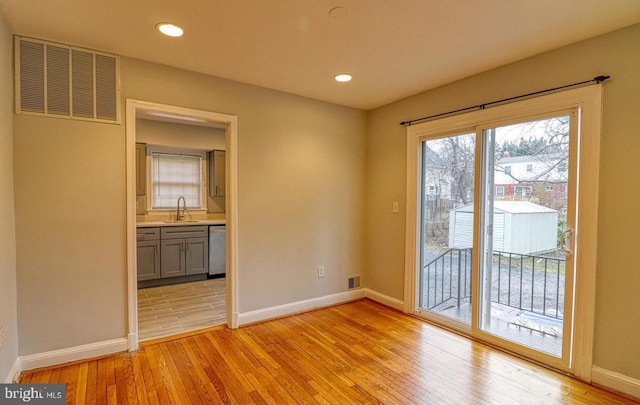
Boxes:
[125,100,238,351]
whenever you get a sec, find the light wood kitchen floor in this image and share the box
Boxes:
[137,278,226,341]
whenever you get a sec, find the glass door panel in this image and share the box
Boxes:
[419,133,475,326]
[478,114,575,361]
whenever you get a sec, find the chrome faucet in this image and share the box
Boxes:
[176,196,187,221]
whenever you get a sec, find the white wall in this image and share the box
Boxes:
[13,55,367,356]
[0,11,19,381]
[14,116,126,354]
[121,58,368,312]
[367,23,640,380]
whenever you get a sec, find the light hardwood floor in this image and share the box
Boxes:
[21,299,639,404]
[138,278,226,341]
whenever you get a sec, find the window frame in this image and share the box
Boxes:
[145,144,209,215]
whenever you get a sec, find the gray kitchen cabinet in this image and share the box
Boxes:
[209,150,225,197]
[160,225,209,278]
[136,227,160,281]
[135,143,146,196]
[160,239,185,278]
[185,237,209,275]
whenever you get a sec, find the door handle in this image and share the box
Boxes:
[560,228,574,255]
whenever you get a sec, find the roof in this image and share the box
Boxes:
[497,154,565,164]
[451,201,558,214]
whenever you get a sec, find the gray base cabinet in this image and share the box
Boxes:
[137,225,209,283]
[160,239,186,278]
[137,240,160,281]
[185,237,209,275]
[136,227,160,281]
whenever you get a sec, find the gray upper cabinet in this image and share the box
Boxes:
[209,150,225,197]
[135,143,146,196]
[136,227,160,281]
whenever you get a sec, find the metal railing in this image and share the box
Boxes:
[421,248,473,311]
[421,248,565,319]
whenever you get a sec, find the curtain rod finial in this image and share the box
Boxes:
[594,75,610,83]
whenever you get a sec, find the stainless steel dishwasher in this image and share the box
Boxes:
[208,225,226,276]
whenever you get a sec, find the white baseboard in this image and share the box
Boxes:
[3,357,22,383]
[237,289,366,326]
[364,289,404,311]
[20,338,128,373]
[592,365,640,400]
[127,333,137,352]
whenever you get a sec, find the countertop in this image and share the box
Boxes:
[136,214,226,228]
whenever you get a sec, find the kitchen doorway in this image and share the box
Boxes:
[125,99,238,351]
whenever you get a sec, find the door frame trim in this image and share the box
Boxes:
[404,85,602,381]
[125,99,239,351]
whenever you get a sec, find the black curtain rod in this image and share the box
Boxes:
[399,75,610,126]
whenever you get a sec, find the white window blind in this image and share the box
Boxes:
[151,152,203,209]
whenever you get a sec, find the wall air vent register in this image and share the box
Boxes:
[15,36,120,123]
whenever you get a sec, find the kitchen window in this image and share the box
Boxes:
[147,145,207,211]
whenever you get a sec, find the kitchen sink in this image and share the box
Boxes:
[162,220,200,223]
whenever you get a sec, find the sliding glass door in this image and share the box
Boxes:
[419,132,475,328]
[477,113,576,361]
[414,108,583,371]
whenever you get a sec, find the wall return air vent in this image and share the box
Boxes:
[15,36,120,123]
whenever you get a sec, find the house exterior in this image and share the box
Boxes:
[494,154,568,213]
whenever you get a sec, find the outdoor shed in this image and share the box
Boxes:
[448,201,558,255]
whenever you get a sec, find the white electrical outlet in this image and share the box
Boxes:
[318,266,325,278]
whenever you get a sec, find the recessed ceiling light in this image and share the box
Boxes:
[156,23,183,37]
[335,74,352,82]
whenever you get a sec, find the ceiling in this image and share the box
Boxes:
[1,0,640,110]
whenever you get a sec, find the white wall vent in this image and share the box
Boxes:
[15,36,120,123]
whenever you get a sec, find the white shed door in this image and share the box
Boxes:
[492,213,505,251]
[453,212,473,248]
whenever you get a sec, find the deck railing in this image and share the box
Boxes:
[421,248,565,319]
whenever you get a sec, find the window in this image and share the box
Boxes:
[496,186,504,196]
[148,146,206,210]
[515,186,532,197]
[545,186,554,192]
[526,164,533,172]
[505,166,512,174]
